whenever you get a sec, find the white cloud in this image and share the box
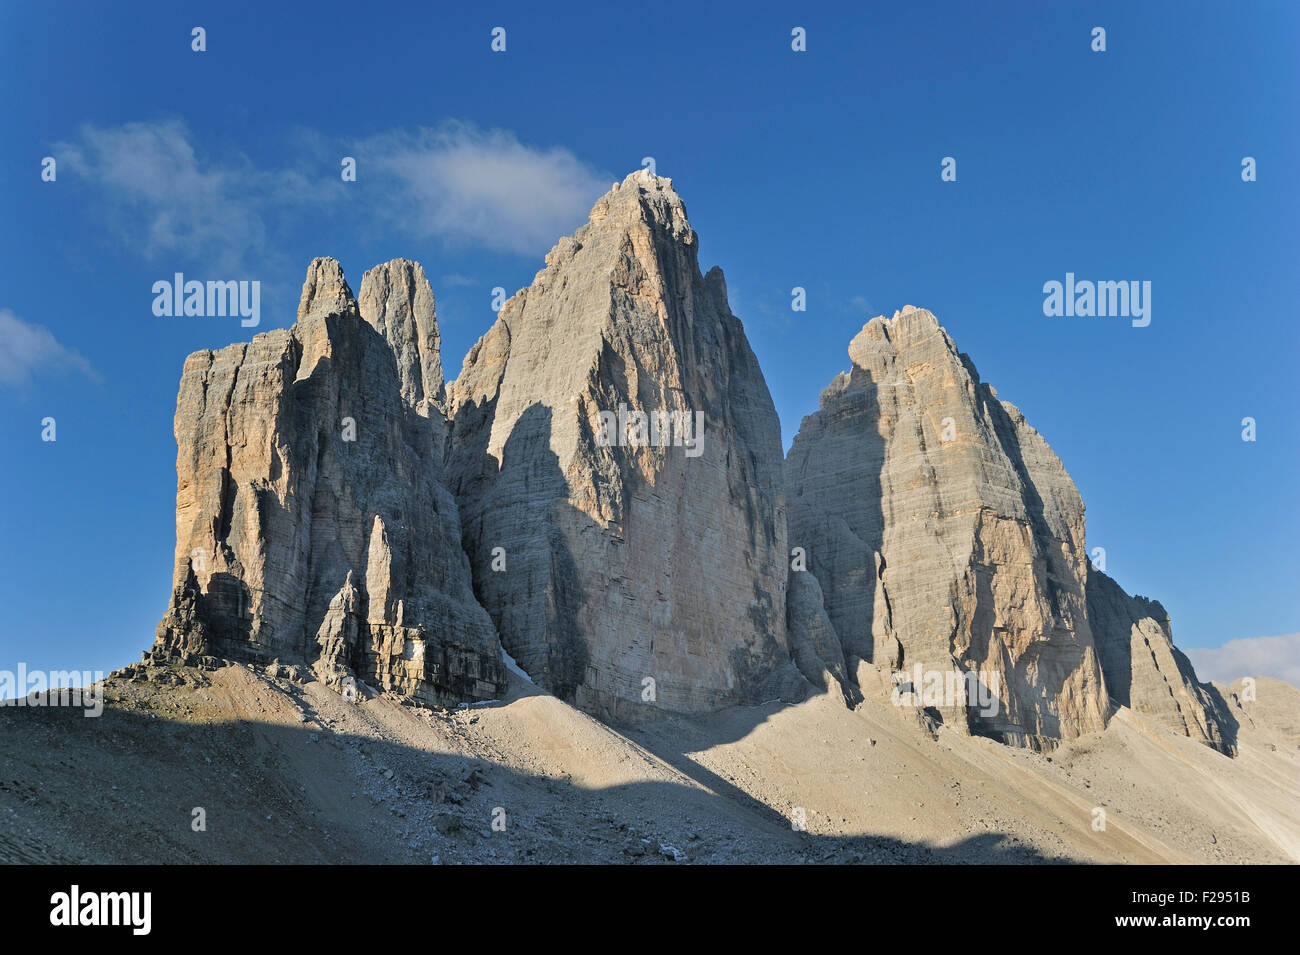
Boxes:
[1185,633,1300,689]
[359,123,611,255]
[54,120,308,271]
[55,119,610,266]
[0,309,99,387]
[849,295,876,315]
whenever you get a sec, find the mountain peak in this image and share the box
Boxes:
[156,178,1233,756]
[582,168,695,245]
[358,257,444,410]
[849,304,944,366]
[297,256,358,322]
[445,173,792,720]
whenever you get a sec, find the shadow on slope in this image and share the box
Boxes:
[0,683,1068,865]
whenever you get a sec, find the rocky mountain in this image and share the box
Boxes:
[357,258,446,418]
[785,305,1231,752]
[153,257,503,708]
[1087,566,1235,752]
[149,172,1232,758]
[444,170,798,721]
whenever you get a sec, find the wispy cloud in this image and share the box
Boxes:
[54,119,610,266]
[0,309,99,387]
[358,122,611,255]
[54,119,320,272]
[1185,633,1300,689]
[849,295,876,316]
[440,273,478,288]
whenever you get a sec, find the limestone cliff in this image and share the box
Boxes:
[1087,566,1235,752]
[786,305,1232,753]
[149,179,1231,752]
[154,258,503,707]
[357,258,445,415]
[787,307,1110,747]
[445,170,798,721]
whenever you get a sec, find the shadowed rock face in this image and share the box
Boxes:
[154,258,504,707]
[786,307,1111,748]
[358,258,445,415]
[1087,566,1235,753]
[445,170,799,721]
[150,177,1231,752]
[785,305,1232,752]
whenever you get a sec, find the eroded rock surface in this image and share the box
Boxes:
[153,258,503,707]
[1087,567,1235,753]
[786,307,1110,747]
[446,171,799,721]
[358,258,445,415]
[149,178,1231,752]
[786,305,1231,752]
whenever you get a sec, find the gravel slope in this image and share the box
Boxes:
[1,662,1295,864]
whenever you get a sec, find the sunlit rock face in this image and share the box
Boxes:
[786,306,1110,748]
[154,258,504,707]
[786,305,1231,752]
[445,172,799,722]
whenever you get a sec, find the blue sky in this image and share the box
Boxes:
[1,0,1296,682]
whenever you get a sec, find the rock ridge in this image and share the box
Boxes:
[148,176,1232,756]
[153,257,503,707]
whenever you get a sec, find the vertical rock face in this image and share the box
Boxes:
[786,307,1110,747]
[357,258,445,415]
[147,178,1229,755]
[1086,567,1235,753]
[786,306,1232,753]
[154,258,504,707]
[446,170,797,721]
[786,570,862,707]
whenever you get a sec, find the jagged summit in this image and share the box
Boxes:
[296,255,446,415]
[297,256,357,322]
[786,301,1233,752]
[787,301,1106,747]
[445,167,796,721]
[153,258,503,707]
[592,168,695,240]
[149,178,1232,754]
[456,169,703,374]
[359,258,445,413]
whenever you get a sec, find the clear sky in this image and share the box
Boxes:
[1,0,1296,682]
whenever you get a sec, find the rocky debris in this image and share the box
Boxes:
[658,842,688,862]
[153,257,504,708]
[445,170,801,721]
[432,813,463,835]
[1087,567,1235,753]
[109,654,212,689]
[153,562,212,658]
[786,306,1111,748]
[9,642,1296,864]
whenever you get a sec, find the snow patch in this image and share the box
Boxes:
[501,648,535,685]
